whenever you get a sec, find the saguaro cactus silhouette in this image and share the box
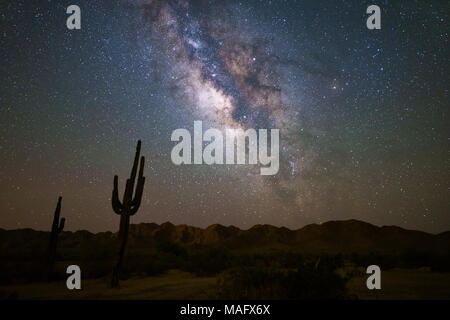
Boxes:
[46,196,65,281]
[111,140,145,288]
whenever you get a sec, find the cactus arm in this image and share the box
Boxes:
[123,140,142,205]
[52,197,62,231]
[130,140,141,182]
[130,177,145,215]
[112,175,123,214]
[134,175,145,204]
[123,178,133,206]
[129,156,145,215]
[46,196,64,281]
[56,196,62,213]
[138,156,145,180]
[58,218,65,232]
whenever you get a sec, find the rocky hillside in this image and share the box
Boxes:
[1,220,449,255]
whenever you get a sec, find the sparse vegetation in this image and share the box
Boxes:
[217,263,349,299]
[1,220,449,299]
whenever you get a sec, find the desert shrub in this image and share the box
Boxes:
[156,241,187,257]
[0,261,44,285]
[184,246,231,276]
[429,255,450,272]
[312,254,344,271]
[74,260,111,279]
[122,252,176,278]
[141,258,171,276]
[233,253,269,269]
[218,264,349,299]
[348,252,398,270]
[279,252,305,268]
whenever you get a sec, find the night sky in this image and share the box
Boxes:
[1,0,448,233]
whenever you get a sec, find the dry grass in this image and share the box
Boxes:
[0,270,218,300]
[1,268,449,300]
[346,267,450,300]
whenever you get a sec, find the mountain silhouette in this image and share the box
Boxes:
[1,219,449,255]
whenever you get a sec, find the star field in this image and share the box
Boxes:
[0,0,448,233]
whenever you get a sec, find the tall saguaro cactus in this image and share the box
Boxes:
[111,140,145,288]
[46,196,65,282]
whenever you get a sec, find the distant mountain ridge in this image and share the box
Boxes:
[1,219,449,255]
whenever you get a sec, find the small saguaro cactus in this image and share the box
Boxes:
[111,140,145,288]
[46,196,65,282]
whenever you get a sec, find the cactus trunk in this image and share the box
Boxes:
[111,215,129,287]
[46,196,65,282]
[111,140,145,288]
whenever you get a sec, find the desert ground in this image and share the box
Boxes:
[1,267,449,300]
